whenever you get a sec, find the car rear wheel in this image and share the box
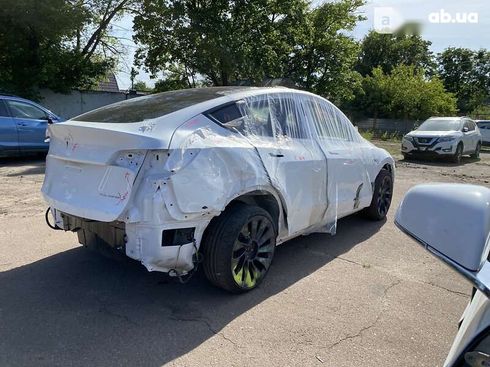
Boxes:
[452,143,463,164]
[202,203,276,293]
[362,169,393,221]
[471,142,481,159]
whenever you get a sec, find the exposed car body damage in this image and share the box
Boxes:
[42,87,394,288]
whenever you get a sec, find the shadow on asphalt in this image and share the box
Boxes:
[401,156,480,167]
[0,154,46,176]
[0,215,385,366]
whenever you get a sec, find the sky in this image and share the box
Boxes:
[114,0,490,90]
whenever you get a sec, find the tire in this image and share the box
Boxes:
[452,143,463,164]
[471,142,481,159]
[362,169,393,221]
[201,203,276,293]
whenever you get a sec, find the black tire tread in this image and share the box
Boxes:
[362,169,392,221]
[201,203,275,293]
[452,143,463,163]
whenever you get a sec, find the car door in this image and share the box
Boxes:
[303,97,372,223]
[5,99,50,151]
[0,99,19,155]
[470,120,482,148]
[239,94,328,236]
[462,119,477,153]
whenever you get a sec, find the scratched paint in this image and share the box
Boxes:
[42,87,394,275]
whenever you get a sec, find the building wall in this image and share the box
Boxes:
[39,89,141,119]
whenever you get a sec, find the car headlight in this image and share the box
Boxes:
[438,136,456,143]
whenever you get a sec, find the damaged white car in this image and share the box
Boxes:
[42,87,394,292]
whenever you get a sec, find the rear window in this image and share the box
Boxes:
[72,87,250,123]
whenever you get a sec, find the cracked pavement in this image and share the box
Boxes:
[1,148,487,366]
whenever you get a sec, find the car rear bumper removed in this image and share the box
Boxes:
[52,208,206,275]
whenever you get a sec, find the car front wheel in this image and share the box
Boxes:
[452,143,463,163]
[362,169,393,221]
[202,203,276,293]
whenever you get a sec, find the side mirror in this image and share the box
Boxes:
[463,127,469,133]
[395,184,490,296]
[47,117,54,125]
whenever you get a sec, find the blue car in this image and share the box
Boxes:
[0,94,62,157]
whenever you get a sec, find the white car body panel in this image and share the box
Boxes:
[444,289,490,366]
[42,87,394,275]
[396,184,490,366]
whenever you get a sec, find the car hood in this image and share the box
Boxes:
[407,130,461,138]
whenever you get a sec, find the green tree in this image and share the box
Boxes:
[356,31,435,76]
[286,0,364,104]
[0,0,132,98]
[133,81,152,92]
[133,0,309,86]
[355,67,391,128]
[438,47,490,114]
[133,0,365,103]
[355,65,457,121]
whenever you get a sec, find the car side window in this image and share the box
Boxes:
[0,100,10,117]
[241,98,274,138]
[469,121,476,131]
[7,100,47,120]
[208,103,243,126]
[303,97,358,142]
[269,97,309,139]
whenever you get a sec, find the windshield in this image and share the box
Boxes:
[417,119,462,132]
[72,87,251,123]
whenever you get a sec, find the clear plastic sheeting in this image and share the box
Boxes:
[44,87,393,275]
[203,91,376,236]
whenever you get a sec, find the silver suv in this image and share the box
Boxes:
[402,117,482,163]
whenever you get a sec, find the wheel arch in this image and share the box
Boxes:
[225,188,286,235]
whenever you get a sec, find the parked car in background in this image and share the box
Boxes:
[401,117,482,163]
[396,184,490,367]
[43,87,395,293]
[476,120,490,146]
[0,94,62,157]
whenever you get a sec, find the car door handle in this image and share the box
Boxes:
[269,153,284,158]
[16,123,27,126]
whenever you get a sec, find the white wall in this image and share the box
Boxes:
[39,89,141,119]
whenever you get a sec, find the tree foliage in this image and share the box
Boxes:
[133,0,365,102]
[286,0,364,104]
[356,31,435,77]
[438,47,490,114]
[355,65,457,120]
[0,0,131,98]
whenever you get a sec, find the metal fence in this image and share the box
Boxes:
[353,118,418,136]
